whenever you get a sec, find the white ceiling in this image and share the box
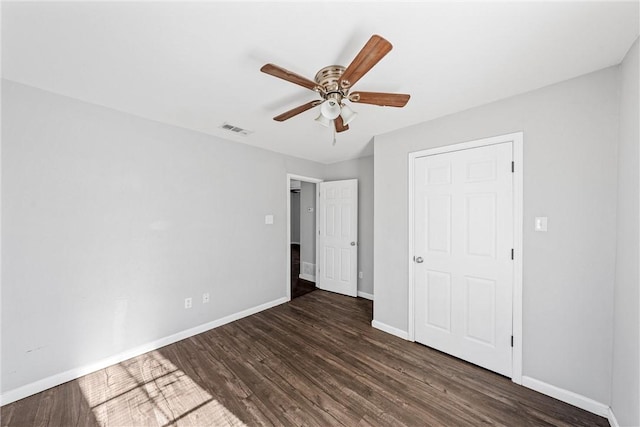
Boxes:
[2,1,638,164]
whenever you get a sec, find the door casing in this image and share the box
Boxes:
[408,132,524,384]
[286,173,323,301]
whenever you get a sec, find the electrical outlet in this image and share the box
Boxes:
[202,293,210,304]
[359,271,363,279]
[184,297,192,309]
[535,216,548,232]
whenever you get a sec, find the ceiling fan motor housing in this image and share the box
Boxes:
[315,65,348,102]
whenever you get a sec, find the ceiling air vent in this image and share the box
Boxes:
[220,123,253,136]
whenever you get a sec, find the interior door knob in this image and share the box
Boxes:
[415,256,424,263]
[350,241,356,246]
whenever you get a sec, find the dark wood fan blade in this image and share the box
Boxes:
[350,91,410,107]
[340,35,393,88]
[274,100,321,122]
[261,63,318,91]
[335,115,349,133]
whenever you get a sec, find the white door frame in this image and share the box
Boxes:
[286,173,323,301]
[407,132,524,384]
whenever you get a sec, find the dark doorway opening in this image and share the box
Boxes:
[291,244,315,299]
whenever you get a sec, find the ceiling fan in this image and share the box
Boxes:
[260,34,410,134]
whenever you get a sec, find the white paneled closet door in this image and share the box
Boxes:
[413,142,514,377]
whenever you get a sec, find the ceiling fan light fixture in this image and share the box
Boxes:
[320,99,341,120]
[315,113,332,127]
[340,103,357,125]
[261,35,410,133]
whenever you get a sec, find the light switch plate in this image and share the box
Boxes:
[265,214,274,225]
[535,217,548,232]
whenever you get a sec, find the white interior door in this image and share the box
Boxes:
[413,142,514,377]
[318,179,358,297]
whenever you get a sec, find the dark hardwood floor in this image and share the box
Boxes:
[290,243,316,299]
[1,291,608,427]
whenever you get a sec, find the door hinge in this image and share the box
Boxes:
[511,248,514,260]
[511,335,514,347]
[511,161,515,173]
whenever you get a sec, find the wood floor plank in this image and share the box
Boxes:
[219,323,362,426]
[205,333,335,427]
[1,290,609,427]
[276,299,506,424]
[258,310,460,425]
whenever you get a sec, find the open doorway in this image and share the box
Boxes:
[286,174,359,300]
[289,179,316,299]
[287,174,322,300]
[290,179,317,299]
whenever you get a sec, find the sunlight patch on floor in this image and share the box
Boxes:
[78,350,246,426]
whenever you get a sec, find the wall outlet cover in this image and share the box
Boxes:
[535,216,548,232]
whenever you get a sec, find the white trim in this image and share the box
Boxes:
[511,133,524,384]
[298,273,316,283]
[287,174,323,183]
[315,185,321,289]
[607,407,620,427]
[407,132,524,385]
[290,241,300,245]
[286,174,323,302]
[408,149,416,341]
[521,376,610,418]
[371,320,409,340]
[409,132,522,157]
[357,291,374,300]
[0,297,287,406]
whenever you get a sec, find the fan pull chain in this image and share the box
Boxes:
[332,122,337,146]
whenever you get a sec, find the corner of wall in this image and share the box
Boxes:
[609,36,640,427]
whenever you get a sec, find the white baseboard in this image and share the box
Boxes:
[0,296,288,406]
[607,407,619,427]
[357,291,374,300]
[521,376,610,418]
[290,241,300,245]
[298,273,316,282]
[371,320,409,340]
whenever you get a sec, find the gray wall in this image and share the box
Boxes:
[290,190,300,243]
[611,39,639,427]
[325,155,374,296]
[298,181,316,273]
[374,68,619,404]
[1,80,326,393]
